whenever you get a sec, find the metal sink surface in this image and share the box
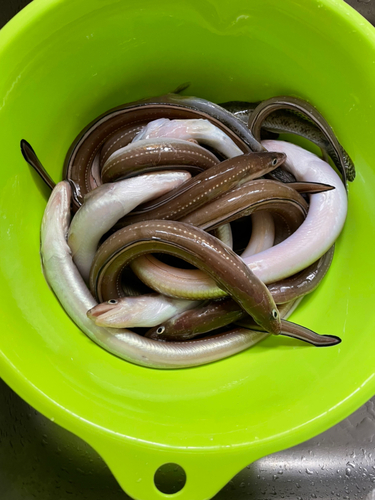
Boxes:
[0,0,374,499]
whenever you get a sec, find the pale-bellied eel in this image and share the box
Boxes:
[242,211,275,258]
[87,294,200,329]
[67,171,191,283]
[148,93,263,152]
[130,118,243,158]
[213,223,233,249]
[42,181,273,369]
[129,242,333,305]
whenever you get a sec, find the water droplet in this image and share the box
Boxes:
[306,468,314,475]
[346,468,351,477]
[347,462,355,468]
[240,481,246,488]
[278,470,283,475]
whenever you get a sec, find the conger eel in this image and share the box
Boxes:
[247,96,349,185]
[142,246,334,341]
[144,299,340,347]
[144,299,297,341]
[130,178,310,298]
[120,152,285,226]
[100,137,219,183]
[220,98,355,182]
[88,220,282,334]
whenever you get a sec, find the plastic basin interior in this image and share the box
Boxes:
[0,0,374,499]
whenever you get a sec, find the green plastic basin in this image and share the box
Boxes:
[0,0,374,499]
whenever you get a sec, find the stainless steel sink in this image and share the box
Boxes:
[1,376,375,500]
[1,0,374,499]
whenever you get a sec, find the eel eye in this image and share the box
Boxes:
[272,309,279,319]
[108,299,118,305]
[156,326,165,335]
[272,158,278,166]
